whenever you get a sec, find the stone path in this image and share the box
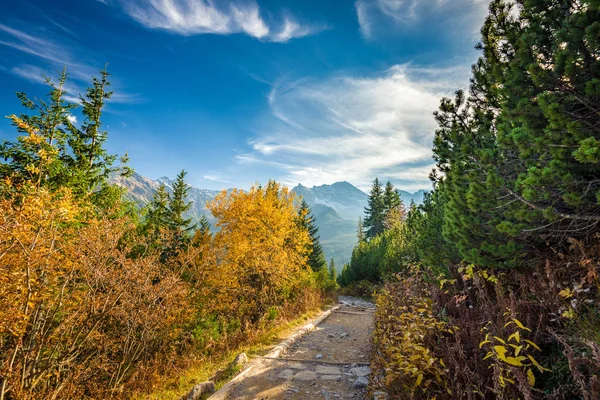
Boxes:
[224,297,375,400]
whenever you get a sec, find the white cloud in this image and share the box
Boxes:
[355,0,490,40]
[67,115,77,124]
[238,64,470,191]
[118,0,325,42]
[0,24,140,105]
[203,174,230,183]
[271,17,323,43]
[355,0,373,39]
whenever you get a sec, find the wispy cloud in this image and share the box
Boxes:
[116,0,326,42]
[0,23,140,104]
[202,174,230,183]
[238,64,470,191]
[355,0,490,40]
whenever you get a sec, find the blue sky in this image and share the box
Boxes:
[0,0,490,191]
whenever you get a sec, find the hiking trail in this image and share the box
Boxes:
[212,296,375,400]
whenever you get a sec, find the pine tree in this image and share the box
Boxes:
[363,178,385,239]
[0,68,131,205]
[329,258,337,281]
[144,183,171,235]
[297,200,327,272]
[198,215,211,236]
[66,67,132,200]
[168,170,195,234]
[383,181,402,212]
[432,0,600,267]
[356,217,365,244]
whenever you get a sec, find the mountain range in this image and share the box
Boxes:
[110,173,427,268]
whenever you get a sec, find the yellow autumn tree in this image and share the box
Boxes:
[204,180,312,326]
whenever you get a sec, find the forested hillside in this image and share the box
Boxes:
[0,69,337,399]
[340,0,600,398]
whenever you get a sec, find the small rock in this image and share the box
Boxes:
[372,391,389,400]
[185,381,215,400]
[278,369,295,379]
[352,376,369,389]
[315,353,323,359]
[339,332,349,338]
[286,386,300,394]
[231,352,249,367]
[294,370,318,381]
[349,366,371,377]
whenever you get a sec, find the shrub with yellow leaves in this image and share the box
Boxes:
[371,266,452,399]
[0,185,192,399]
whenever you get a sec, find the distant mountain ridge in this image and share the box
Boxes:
[110,172,222,223]
[290,182,428,268]
[110,173,428,268]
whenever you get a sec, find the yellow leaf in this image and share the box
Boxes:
[508,330,520,344]
[494,336,507,345]
[415,373,423,387]
[498,375,506,388]
[558,288,573,299]
[527,369,535,387]
[503,356,525,367]
[562,309,575,319]
[513,345,523,357]
[524,339,541,352]
[528,355,547,373]
[494,345,508,360]
[513,318,532,332]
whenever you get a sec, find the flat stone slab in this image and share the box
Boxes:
[293,370,318,381]
[315,366,342,375]
[287,362,307,370]
[277,369,295,379]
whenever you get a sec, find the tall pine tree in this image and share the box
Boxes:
[329,258,337,281]
[297,200,327,272]
[169,170,195,234]
[363,178,385,239]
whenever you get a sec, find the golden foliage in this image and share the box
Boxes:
[0,186,191,399]
[202,180,313,324]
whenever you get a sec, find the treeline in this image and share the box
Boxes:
[0,70,335,399]
[338,178,407,285]
[342,1,600,399]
